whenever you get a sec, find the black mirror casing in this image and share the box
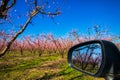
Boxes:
[68,40,120,78]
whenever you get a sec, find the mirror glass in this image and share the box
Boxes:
[71,43,102,74]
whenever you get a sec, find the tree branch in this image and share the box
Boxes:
[0,10,39,57]
[38,8,61,16]
[7,0,16,9]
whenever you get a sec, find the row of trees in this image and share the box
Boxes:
[1,26,120,58]
[0,32,75,58]
[0,30,87,58]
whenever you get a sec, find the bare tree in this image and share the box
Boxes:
[0,0,61,57]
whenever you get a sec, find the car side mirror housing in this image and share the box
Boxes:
[68,40,120,79]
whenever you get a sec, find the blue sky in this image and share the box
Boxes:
[1,0,120,37]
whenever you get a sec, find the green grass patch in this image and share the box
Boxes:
[0,52,104,80]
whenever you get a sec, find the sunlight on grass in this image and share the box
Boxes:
[0,52,104,80]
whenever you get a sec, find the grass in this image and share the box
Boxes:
[0,51,104,80]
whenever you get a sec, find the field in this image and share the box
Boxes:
[0,28,118,80]
[0,51,104,80]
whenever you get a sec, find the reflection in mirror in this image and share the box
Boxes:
[71,43,102,74]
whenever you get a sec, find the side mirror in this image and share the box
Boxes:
[68,40,120,79]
